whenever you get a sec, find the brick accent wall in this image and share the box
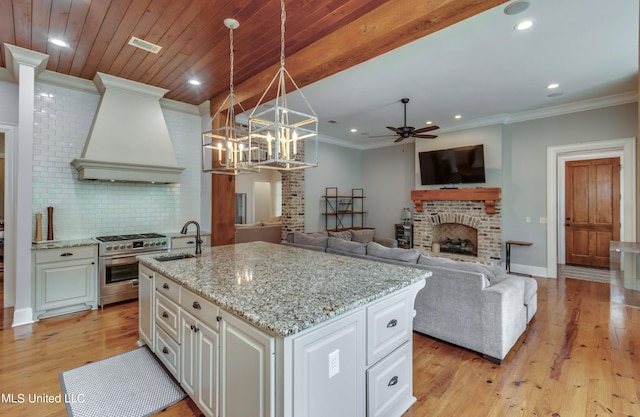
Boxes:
[280,170,305,241]
[413,200,502,264]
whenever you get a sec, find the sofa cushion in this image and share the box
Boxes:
[419,255,502,281]
[329,230,352,241]
[293,232,328,248]
[350,229,376,244]
[308,231,329,238]
[327,236,366,255]
[367,242,420,263]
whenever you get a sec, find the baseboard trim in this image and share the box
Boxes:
[12,308,34,327]
[509,263,550,279]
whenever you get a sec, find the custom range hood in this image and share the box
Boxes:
[71,72,184,183]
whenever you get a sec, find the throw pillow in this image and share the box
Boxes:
[329,230,352,241]
[327,237,367,255]
[293,232,328,248]
[367,242,420,263]
[350,229,376,244]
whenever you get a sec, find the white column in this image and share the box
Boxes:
[4,44,48,326]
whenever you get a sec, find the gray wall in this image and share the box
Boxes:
[362,143,415,239]
[305,140,364,232]
[502,102,638,269]
[315,102,637,275]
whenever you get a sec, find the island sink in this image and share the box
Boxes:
[154,253,195,262]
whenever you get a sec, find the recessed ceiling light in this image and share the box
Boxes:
[515,20,535,31]
[547,83,560,89]
[188,79,202,86]
[426,121,433,125]
[350,128,357,133]
[504,1,530,16]
[454,115,462,119]
[49,38,70,48]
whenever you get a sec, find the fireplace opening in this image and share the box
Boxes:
[433,223,478,257]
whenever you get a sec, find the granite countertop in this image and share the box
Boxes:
[165,231,211,239]
[32,239,97,251]
[138,241,429,338]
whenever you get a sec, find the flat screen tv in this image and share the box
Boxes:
[419,144,486,186]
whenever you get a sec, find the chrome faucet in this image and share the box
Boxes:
[180,220,202,255]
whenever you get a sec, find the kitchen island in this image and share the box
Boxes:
[138,241,429,417]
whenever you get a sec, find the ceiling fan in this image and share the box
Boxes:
[369,98,439,143]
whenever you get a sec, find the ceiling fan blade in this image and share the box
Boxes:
[393,136,405,143]
[412,125,440,134]
[412,134,438,139]
[386,126,403,134]
[368,134,398,138]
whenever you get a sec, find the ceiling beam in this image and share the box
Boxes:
[208,0,508,117]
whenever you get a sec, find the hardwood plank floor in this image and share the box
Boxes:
[0,276,638,417]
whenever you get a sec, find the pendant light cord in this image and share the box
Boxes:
[280,0,286,68]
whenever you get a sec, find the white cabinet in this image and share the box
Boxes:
[180,288,220,417]
[33,245,98,319]
[220,310,274,417]
[292,310,366,417]
[171,235,210,250]
[138,266,424,417]
[138,264,154,350]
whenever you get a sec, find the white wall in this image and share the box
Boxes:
[236,169,281,224]
[0,81,18,124]
[32,82,202,240]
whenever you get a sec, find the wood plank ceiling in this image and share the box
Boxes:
[0,0,504,108]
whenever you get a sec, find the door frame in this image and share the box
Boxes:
[0,124,16,308]
[546,138,636,278]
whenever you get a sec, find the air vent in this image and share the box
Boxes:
[128,36,162,54]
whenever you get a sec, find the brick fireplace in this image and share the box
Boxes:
[411,189,502,264]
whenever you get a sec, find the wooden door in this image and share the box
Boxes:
[565,158,620,268]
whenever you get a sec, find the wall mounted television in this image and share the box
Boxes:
[419,144,486,186]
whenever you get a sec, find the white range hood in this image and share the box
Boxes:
[71,72,184,183]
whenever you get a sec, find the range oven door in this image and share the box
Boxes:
[99,251,166,305]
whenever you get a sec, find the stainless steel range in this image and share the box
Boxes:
[96,233,168,306]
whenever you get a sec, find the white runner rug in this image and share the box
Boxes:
[59,347,185,417]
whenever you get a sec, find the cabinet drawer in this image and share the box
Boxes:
[156,273,180,304]
[155,292,180,342]
[181,288,219,330]
[34,245,96,264]
[171,235,210,250]
[367,289,412,366]
[367,342,413,417]
[155,326,180,380]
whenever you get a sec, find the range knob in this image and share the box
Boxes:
[144,242,150,247]
[119,244,125,250]
[126,243,132,249]
[106,245,112,251]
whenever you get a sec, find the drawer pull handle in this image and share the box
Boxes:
[192,301,201,310]
[190,324,195,330]
[388,376,398,387]
[163,283,169,289]
[387,319,398,328]
[216,316,222,322]
[162,311,169,318]
[193,326,199,333]
[187,241,195,245]
[60,252,73,257]
[162,347,169,355]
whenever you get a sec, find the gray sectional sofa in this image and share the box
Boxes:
[284,230,537,363]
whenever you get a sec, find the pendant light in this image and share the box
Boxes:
[248,0,318,171]
[202,18,257,175]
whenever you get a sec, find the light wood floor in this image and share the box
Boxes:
[0,276,639,417]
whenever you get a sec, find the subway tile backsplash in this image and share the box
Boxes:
[33,83,202,240]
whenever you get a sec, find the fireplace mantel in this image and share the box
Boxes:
[411,188,501,214]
